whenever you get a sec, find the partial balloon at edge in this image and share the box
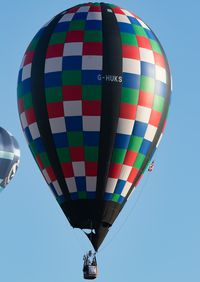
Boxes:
[0,127,20,189]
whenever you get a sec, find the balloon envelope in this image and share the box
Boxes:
[17,2,171,250]
[0,127,20,189]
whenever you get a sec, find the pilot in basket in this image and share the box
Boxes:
[83,250,98,280]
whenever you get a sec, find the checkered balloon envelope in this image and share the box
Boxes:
[0,127,20,189]
[17,2,171,251]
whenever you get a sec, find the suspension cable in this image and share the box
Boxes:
[98,170,152,253]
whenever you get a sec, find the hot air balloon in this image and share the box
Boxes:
[17,2,171,278]
[0,127,20,190]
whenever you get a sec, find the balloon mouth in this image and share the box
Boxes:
[61,199,122,250]
[84,226,109,251]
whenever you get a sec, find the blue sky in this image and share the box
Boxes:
[0,0,200,281]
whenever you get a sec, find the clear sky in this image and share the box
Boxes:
[0,0,200,281]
